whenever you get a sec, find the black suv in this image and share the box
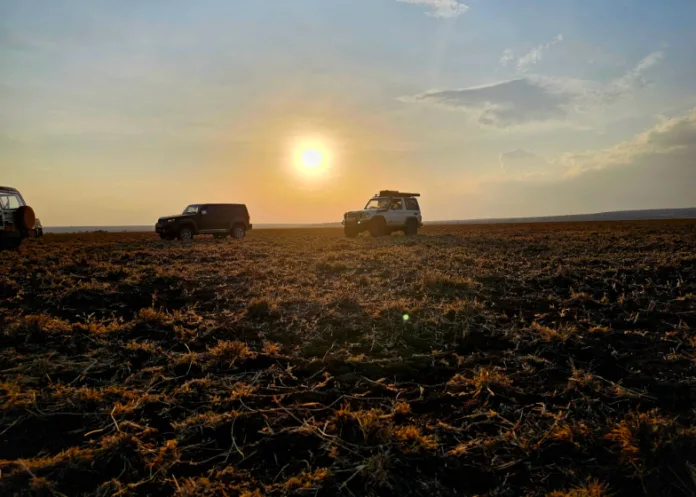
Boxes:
[156,204,252,241]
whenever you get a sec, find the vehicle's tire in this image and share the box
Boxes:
[15,206,36,231]
[231,224,246,239]
[344,224,359,238]
[405,218,419,236]
[369,217,387,237]
[178,226,194,242]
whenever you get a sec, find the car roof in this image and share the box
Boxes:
[0,186,19,193]
[199,203,247,207]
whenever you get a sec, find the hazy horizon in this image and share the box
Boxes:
[2,0,696,226]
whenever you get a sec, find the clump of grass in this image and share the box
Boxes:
[172,411,239,430]
[528,321,579,342]
[138,307,174,326]
[421,270,475,292]
[148,439,181,473]
[549,421,589,445]
[570,289,592,301]
[392,425,437,453]
[604,409,677,461]
[8,314,72,337]
[262,341,281,356]
[335,405,392,443]
[244,298,277,319]
[284,468,330,491]
[392,401,411,417]
[448,367,512,397]
[229,383,256,401]
[567,366,602,393]
[546,479,610,497]
[316,261,349,274]
[206,340,255,367]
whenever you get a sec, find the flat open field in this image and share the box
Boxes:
[1,221,695,497]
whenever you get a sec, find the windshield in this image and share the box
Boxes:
[365,198,389,210]
[183,205,199,215]
[0,193,25,210]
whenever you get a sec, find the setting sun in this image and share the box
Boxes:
[301,148,323,169]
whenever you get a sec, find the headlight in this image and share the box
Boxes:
[167,219,176,223]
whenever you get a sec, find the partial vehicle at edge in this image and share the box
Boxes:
[0,186,38,250]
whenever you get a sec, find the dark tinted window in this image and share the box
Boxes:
[208,204,248,218]
[405,198,419,210]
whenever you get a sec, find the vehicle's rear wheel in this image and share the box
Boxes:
[369,217,387,237]
[178,226,194,242]
[405,218,419,236]
[231,224,246,239]
[344,224,359,238]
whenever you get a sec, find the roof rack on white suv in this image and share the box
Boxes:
[377,190,420,197]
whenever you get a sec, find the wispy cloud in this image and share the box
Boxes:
[404,50,664,128]
[558,107,696,175]
[500,35,564,72]
[397,0,470,19]
[499,149,547,172]
[406,77,573,127]
[593,51,663,103]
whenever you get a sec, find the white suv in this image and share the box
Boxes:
[343,190,422,237]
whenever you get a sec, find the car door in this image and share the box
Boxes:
[199,205,216,232]
[387,198,406,226]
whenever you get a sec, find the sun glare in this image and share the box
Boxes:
[301,148,323,169]
[290,137,334,183]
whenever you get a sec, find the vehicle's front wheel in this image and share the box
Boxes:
[231,224,246,239]
[369,217,387,237]
[405,218,419,236]
[344,224,359,238]
[178,226,194,242]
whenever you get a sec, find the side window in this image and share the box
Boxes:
[390,198,403,210]
[405,198,419,211]
[0,194,23,209]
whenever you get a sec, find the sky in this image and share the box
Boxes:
[1,0,695,226]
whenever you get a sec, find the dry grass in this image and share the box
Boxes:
[1,220,695,496]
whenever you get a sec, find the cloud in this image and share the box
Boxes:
[499,149,547,171]
[404,50,664,128]
[588,51,663,105]
[501,35,564,72]
[397,0,470,19]
[558,107,696,175]
[407,77,575,127]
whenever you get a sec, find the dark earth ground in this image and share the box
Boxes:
[1,220,695,496]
